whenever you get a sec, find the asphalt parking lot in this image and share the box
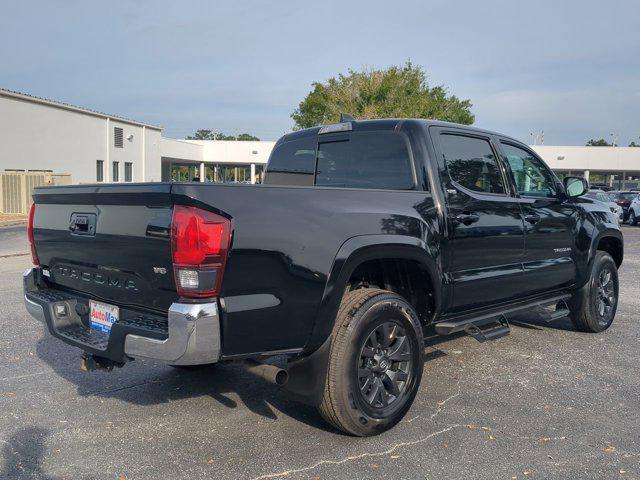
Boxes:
[1,226,639,480]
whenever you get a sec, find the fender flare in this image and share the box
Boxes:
[285,234,441,405]
[579,226,623,287]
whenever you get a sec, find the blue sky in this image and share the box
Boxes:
[2,0,638,145]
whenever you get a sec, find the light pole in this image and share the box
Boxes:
[610,133,618,147]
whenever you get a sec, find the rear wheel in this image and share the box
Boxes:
[318,288,424,436]
[569,251,619,332]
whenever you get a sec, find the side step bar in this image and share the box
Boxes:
[435,293,571,341]
[464,315,510,343]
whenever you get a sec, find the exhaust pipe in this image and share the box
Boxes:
[243,359,288,386]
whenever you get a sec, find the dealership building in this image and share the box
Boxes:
[0,89,274,186]
[1,87,639,190]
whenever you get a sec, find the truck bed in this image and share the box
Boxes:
[32,181,435,356]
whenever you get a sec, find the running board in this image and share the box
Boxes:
[536,299,570,323]
[435,293,572,338]
[463,315,510,343]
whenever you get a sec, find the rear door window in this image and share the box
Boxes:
[315,132,415,190]
[264,137,317,186]
[440,134,505,194]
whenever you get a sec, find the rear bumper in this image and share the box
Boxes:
[23,268,221,365]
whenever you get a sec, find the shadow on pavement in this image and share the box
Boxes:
[35,335,336,433]
[32,312,574,436]
[34,326,458,436]
[1,427,56,480]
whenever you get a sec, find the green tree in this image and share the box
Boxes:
[291,62,474,129]
[586,138,612,146]
[237,133,260,141]
[629,141,639,147]
[186,130,260,141]
[187,129,216,140]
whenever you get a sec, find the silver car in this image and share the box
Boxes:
[584,189,623,222]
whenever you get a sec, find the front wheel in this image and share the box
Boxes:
[629,210,637,225]
[318,288,424,436]
[569,251,619,332]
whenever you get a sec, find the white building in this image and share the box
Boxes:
[1,87,639,189]
[160,138,275,184]
[0,89,162,183]
[0,88,273,185]
[532,145,640,187]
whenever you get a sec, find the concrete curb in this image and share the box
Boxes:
[0,220,27,228]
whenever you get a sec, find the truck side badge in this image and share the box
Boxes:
[153,267,167,274]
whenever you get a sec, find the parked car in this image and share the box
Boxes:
[24,118,623,436]
[589,183,612,192]
[609,191,637,222]
[584,189,623,222]
[626,194,640,225]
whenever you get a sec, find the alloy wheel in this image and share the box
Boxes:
[595,266,616,326]
[357,321,413,408]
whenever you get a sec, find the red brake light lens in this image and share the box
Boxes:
[28,203,40,266]
[171,205,231,298]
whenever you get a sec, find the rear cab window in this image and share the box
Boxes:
[265,128,417,191]
[263,137,317,186]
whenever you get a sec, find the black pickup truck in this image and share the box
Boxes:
[24,118,623,436]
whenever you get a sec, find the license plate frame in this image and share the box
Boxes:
[89,300,119,334]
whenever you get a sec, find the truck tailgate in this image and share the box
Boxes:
[31,184,177,312]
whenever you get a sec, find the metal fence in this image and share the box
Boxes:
[0,171,71,214]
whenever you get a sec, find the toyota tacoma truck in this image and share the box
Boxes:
[24,118,623,436]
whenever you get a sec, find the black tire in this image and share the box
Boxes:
[629,210,637,225]
[318,288,424,436]
[569,251,619,333]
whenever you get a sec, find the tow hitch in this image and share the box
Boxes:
[80,352,124,372]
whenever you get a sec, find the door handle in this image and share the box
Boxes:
[453,213,480,225]
[524,214,541,224]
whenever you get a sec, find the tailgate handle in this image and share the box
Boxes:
[69,213,96,236]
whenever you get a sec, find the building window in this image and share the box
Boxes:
[112,161,119,182]
[114,127,124,148]
[125,162,133,182]
[254,164,265,184]
[96,160,104,182]
[212,164,251,183]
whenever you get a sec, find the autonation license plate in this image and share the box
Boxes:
[90,300,119,334]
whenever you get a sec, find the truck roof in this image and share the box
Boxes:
[280,118,521,145]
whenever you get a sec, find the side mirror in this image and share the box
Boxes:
[563,176,589,198]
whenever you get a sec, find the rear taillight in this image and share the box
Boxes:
[616,200,625,205]
[28,203,40,266]
[170,205,231,298]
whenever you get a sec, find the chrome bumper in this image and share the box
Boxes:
[124,302,221,365]
[23,268,221,366]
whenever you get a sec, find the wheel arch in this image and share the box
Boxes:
[580,228,623,288]
[285,234,440,406]
[310,235,441,352]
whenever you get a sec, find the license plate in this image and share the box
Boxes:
[90,300,119,334]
